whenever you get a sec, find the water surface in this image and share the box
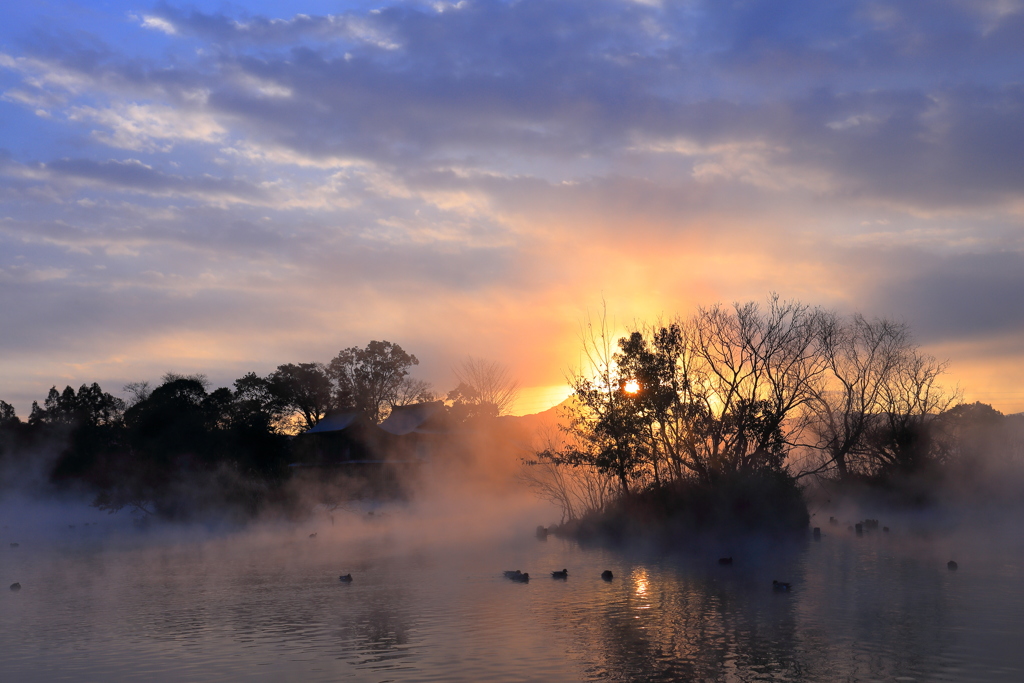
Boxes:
[2,509,1022,682]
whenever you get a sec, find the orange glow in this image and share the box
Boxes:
[623,379,640,394]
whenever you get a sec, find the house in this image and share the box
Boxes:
[377,400,455,461]
[291,411,379,467]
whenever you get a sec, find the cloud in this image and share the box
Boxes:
[0,0,1023,413]
[139,15,178,36]
[67,102,226,151]
[0,156,270,204]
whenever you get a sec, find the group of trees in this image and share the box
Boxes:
[0,341,520,519]
[530,296,1011,526]
[236,343,515,432]
[0,373,293,518]
[234,340,429,432]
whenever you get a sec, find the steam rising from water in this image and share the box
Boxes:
[3,422,1024,681]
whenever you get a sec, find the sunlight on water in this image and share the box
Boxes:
[2,513,1023,682]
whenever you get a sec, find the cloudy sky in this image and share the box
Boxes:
[2,0,1023,415]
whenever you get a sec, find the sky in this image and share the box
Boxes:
[1,0,1023,416]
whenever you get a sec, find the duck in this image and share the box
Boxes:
[718,557,733,565]
[601,570,614,581]
[9,542,19,548]
[309,532,317,539]
[772,580,791,592]
[948,560,958,571]
[551,568,568,579]
[503,570,524,579]
[339,574,353,582]
[511,572,529,583]
[10,582,21,591]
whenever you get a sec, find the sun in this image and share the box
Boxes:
[623,379,640,394]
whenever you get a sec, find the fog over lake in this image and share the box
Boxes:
[3,495,1022,682]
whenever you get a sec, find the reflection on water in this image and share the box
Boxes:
[2,514,1023,682]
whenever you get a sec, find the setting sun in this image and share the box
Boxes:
[623,379,640,394]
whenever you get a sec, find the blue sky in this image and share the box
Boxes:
[2,0,1024,414]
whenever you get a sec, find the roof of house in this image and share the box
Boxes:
[304,411,364,434]
[378,400,450,435]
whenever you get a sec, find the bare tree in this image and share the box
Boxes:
[520,427,616,523]
[680,295,830,477]
[451,357,521,416]
[393,377,436,406]
[806,314,909,479]
[865,346,959,475]
[123,381,152,408]
[806,313,958,479]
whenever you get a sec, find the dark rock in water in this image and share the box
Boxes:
[10,582,20,591]
[309,533,317,539]
[812,527,821,540]
[339,574,353,582]
[772,580,791,592]
[551,568,568,579]
[9,542,18,548]
[948,561,958,571]
[601,570,614,581]
[718,557,733,565]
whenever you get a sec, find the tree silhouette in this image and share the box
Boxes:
[328,340,420,423]
[450,357,520,417]
[266,363,333,431]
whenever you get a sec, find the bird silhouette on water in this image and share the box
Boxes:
[339,574,353,582]
[10,582,21,591]
[551,568,568,579]
[504,570,529,582]
[948,560,958,571]
[772,580,791,592]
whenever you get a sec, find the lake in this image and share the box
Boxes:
[2,499,1023,682]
